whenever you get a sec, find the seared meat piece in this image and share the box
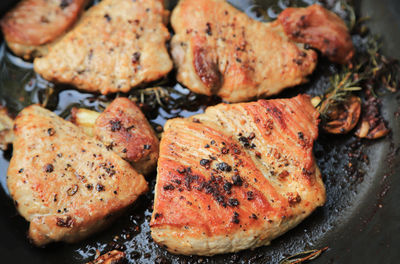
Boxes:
[87,250,126,264]
[170,0,353,102]
[171,0,316,103]
[278,4,354,64]
[151,94,325,255]
[7,105,148,246]
[95,98,159,175]
[72,98,159,175]
[0,106,14,150]
[1,0,88,59]
[34,0,173,95]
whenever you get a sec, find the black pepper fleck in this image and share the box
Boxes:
[132,52,141,64]
[223,182,232,192]
[231,212,240,224]
[298,132,304,140]
[96,183,105,192]
[228,198,239,207]
[163,184,175,191]
[216,162,232,172]
[247,191,254,200]
[172,179,181,185]
[154,213,162,219]
[44,164,54,173]
[47,128,56,136]
[177,168,186,174]
[205,22,212,35]
[104,14,111,22]
[109,120,122,132]
[200,159,211,169]
[232,175,243,186]
[221,147,229,154]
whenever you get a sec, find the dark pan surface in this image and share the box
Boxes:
[0,0,399,263]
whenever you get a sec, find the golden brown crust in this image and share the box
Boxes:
[278,4,354,64]
[151,94,325,255]
[192,41,222,94]
[94,98,159,175]
[34,0,173,94]
[1,0,88,59]
[7,105,148,246]
[171,0,317,102]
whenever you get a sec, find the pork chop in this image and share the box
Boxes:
[7,105,148,246]
[150,94,326,255]
[72,98,160,175]
[170,0,353,102]
[34,0,173,94]
[1,0,88,59]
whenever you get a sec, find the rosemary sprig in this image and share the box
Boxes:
[317,37,399,121]
[279,247,329,264]
[315,68,363,119]
[339,0,356,31]
[40,87,54,108]
[364,35,400,93]
[130,86,171,107]
[315,1,400,122]
[128,83,217,119]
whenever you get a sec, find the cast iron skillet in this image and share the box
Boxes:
[0,0,399,263]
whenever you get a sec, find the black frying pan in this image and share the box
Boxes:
[0,0,399,263]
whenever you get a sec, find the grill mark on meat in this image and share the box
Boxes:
[154,121,285,224]
[165,119,286,200]
[245,98,319,184]
[262,102,286,130]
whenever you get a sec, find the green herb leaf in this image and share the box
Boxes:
[279,246,329,264]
